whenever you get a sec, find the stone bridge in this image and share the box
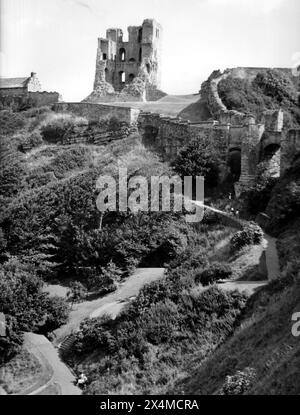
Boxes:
[137,109,300,195]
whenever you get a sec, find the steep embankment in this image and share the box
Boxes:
[171,157,300,395]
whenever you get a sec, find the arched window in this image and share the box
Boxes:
[119,48,126,62]
[102,53,107,60]
[129,73,135,82]
[138,28,143,43]
[146,63,151,74]
[119,71,125,84]
[139,48,142,63]
[104,68,108,82]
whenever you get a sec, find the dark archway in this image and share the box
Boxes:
[146,63,151,74]
[139,48,142,63]
[119,48,126,62]
[228,148,241,182]
[142,125,159,149]
[104,68,109,82]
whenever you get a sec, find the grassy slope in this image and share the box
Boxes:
[98,94,200,117]
[172,272,300,394]
[68,226,269,395]
[0,349,45,394]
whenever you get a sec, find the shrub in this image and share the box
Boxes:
[0,110,26,135]
[266,164,300,233]
[244,168,278,215]
[0,158,26,198]
[230,222,263,253]
[87,261,122,294]
[74,315,115,354]
[172,138,224,188]
[221,367,257,395]
[0,258,69,362]
[67,281,87,305]
[18,131,43,152]
[40,113,88,143]
[195,262,232,286]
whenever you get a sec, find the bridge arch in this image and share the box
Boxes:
[227,147,241,182]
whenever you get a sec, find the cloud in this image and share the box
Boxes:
[209,0,284,14]
[64,0,92,12]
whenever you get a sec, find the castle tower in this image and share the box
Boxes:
[93,19,162,96]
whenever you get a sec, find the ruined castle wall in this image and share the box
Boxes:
[0,87,26,96]
[0,91,59,108]
[201,69,251,125]
[53,102,140,125]
[138,112,229,166]
[281,129,300,174]
[60,122,138,146]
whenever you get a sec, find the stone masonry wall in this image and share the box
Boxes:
[53,102,140,125]
[0,91,59,109]
[60,122,138,146]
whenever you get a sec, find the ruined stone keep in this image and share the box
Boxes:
[85,19,166,103]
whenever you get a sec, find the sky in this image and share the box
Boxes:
[0,0,300,101]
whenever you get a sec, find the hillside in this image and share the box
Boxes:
[179,68,300,127]
[170,155,300,395]
[0,66,299,395]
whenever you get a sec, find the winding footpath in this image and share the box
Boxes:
[20,206,281,395]
[21,268,165,395]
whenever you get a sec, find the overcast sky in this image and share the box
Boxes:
[1,0,299,101]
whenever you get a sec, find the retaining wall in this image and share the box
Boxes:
[53,102,140,125]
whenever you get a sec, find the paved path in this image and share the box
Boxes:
[23,333,81,395]
[53,268,165,345]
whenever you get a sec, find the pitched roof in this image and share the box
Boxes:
[0,77,30,89]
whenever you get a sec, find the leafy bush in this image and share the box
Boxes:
[18,131,43,152]
[218,70,300,128]
[67,281,87,305]
[72,283,247,394]
[230,222,263,253]
[74,315,116,354]
[40,113,88,143]
[266,158,300,233]
[0,157,26,198]
[0,110,26,135]
[0,258,69,362]
[244,169,278,215]
[87,261,122,294]
[195,262,232,286]
[221,367,257,395]
[172,138,223,188]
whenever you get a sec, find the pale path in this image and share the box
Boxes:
[264,234,280,280]
[53,268,165,345]
[23,333,81,395]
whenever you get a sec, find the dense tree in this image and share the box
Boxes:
[172,139,222,187]
[0,258,69,362]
